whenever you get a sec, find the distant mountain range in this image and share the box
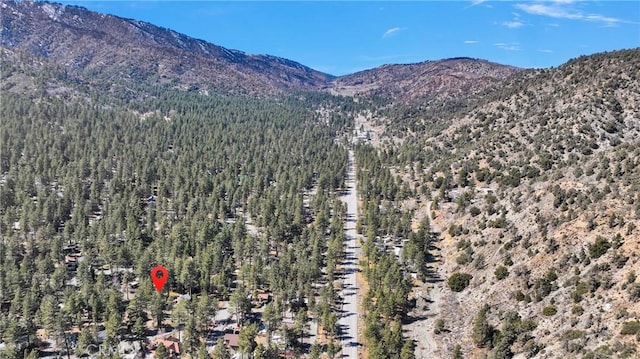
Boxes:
[0,0,332,95]
[332,58,520,102]
[1,0,519,101]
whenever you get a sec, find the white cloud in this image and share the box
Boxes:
[382,27,405,39]
[516,4,580,19]
[503,20,524,28]
[515,3,628,26]
[466,0,493,9]
[464,40,479,44]
[539,49,553,53]
[585,14,624,25]
[494,42,521,51]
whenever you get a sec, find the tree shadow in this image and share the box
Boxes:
[401,313,430,325]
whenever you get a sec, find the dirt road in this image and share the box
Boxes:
[407,200,445,358]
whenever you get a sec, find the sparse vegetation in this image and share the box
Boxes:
[620,321,640,335]
[472,306,493,348]
[494,266,509,280]
[452,345,463,359]
[542,305,558,316]
[448,273,473,292]
[434,319,445,334]
[589,236,611,259]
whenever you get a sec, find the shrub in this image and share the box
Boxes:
[563,329,585,340]
[472,306,493,348]
[542,305,557,316]
[452,345,463,359]
[619,345,637,359]
[603,121,618,133]
[456,250,472,265]
[504,257,513,266]
[495,266,509,280]
[473,254,485,269]
[572,305,584,315]
[448,224,465,237]
[434,319,445,334]
[627,271,636,284]
[589,236,611,259]
[612,252,628,269]
[572,281,589,302]
[620,321,640,335]
[448,273,473,292]
[534,274,557,300]
[627,283,640,300]
[489,216,508,228]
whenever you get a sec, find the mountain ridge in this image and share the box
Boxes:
[1,0,333,94]
[332,57,521,102]
[2,0,521,100]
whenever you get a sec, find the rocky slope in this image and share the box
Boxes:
[332,57,520,103]
[366,48,640,358]
[0,0,333,95]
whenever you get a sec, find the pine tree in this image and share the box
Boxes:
[262,302,281,343]
[400,339,416,359]
[76,327,94,356]
[197,343,209,359]
[309,342,321,359]
[195,294,216,333]
[472,306,493,348]
[212,338,231,359]
[104,311,121,349]
[155,343,169,359]
[151,292,167,329]
[326,339,340,359]
[238,322,259,358]
[183,316,200,357]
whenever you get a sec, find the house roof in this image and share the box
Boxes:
[155,336,181,354]
[223,333,239,348]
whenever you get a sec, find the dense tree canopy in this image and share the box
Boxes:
[0,84,353,356]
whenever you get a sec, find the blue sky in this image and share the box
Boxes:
[58,1,640,76]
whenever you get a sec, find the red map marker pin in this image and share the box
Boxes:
[150,265,169,292]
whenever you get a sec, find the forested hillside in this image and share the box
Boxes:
[0,53,363,357]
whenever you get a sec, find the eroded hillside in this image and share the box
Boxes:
[357,48,640,358]
[332,57,520,103]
